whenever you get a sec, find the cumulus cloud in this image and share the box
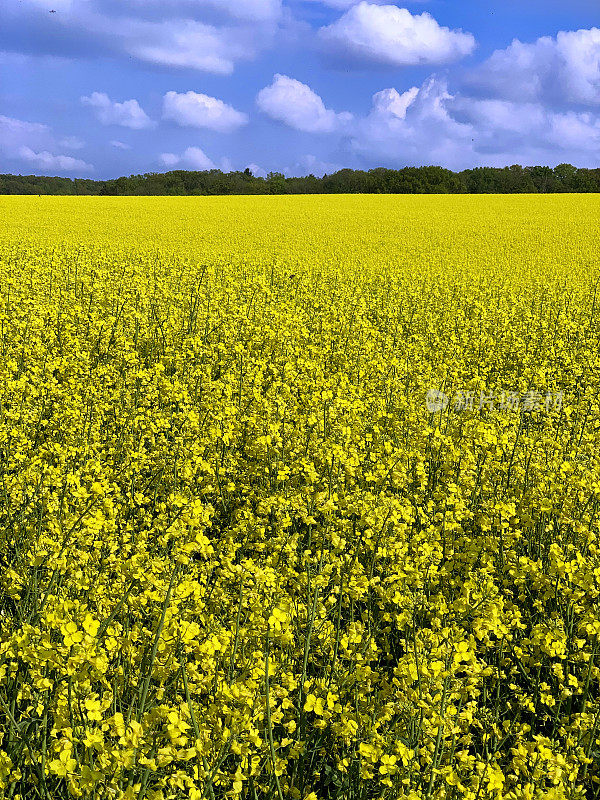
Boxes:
[18,146,93,172]
[0,114,93,173]
[469,28,600,106]
[351,76,474,168]
[247,163,266,177]
[319,2,476,68]
[81,92,154,129]
[160,146,217,170]
[163,90,248,132]
[371,86,420,119]
[125,19,257,74]
[160,153,181,167]
[454,96,600,162]
[0,115,49,151]
[347,75,600,170]
[257,74,352,133]
[255,70,599,170]
[290,153,343,176]
[3,1,277,74]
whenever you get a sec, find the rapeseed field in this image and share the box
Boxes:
[1,195,599,800]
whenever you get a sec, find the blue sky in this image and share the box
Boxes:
[1,0,600,178]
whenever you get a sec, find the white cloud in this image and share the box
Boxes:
[110,140,131,150]
[6,2,273,75]
[127,20,242,74]
[291,153,343,176]
[351,76,474,168]
[81,92,154,129]
[454,96,600,160]
[247,162,266,177]
[319,2,476,68]
[161,153,181,167]
[160,146,217,170]
[338,27,599,168]
[18,146,93,172]
[470,28,600,106]
[163,90,248,132]
[0,114,93,173]
[371,86,420,119]
[347,75,600,170]
[0,115,49,151]
[257,74,352,133]
[185,146,216,169]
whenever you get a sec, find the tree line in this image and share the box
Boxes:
[2,163,600,195]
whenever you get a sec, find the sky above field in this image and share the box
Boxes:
[1,0,600,178]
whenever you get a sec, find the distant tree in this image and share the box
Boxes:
[554,163,578,191]
[527,166,555,193]
[2,164,600,196]
[266,172,287,194]
[573,169,600,192]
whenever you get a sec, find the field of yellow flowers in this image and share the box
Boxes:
[1,194,599,800]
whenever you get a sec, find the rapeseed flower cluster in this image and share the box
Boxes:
[0,195,599,799]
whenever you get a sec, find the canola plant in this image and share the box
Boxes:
[0,195,599,800]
